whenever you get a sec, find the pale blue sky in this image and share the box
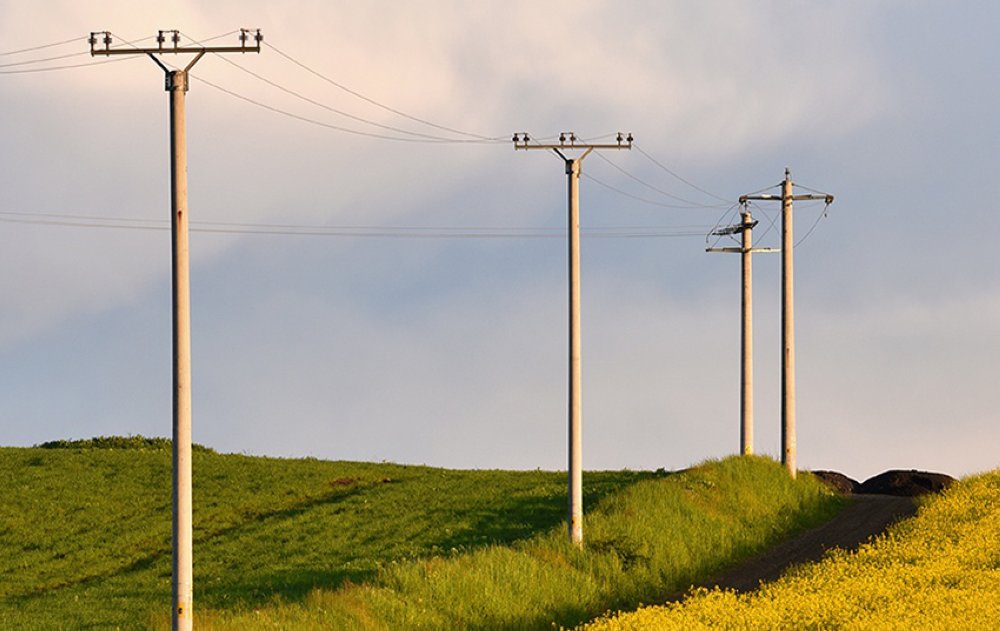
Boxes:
[1,1,997,480]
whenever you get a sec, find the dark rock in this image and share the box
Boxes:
[858,470,956,496]
[810,470,860,494]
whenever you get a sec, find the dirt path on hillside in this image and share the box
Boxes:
[669,494,917,600]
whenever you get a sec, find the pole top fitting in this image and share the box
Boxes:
[165,70,189,92]
[88,31,111,56]
[239,28,263,51]
[557,131,577,146]
[512,131,531,149]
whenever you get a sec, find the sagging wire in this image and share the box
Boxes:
[181,32,499,144]
[794,201,832,248]
[594,152,727,209]
[0,36,86,56]
[264,40,508,142]
[584,173,723,209]
[632,142,732,204]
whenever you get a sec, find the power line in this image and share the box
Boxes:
[0,56,135,75]
[0,210,710,239]
[189,73,497,144]
[0,36,85,56]
[264,40,507,142]
[583,172,724,209]
[633,142,732,203]
[207,51,483,143]
[747,202,780,246]
[4,33,751,222]
[0,34,159,75]
[0,49,89,68]
[794,203,831,248]
[176,31,491,144]
[593,151,729,209]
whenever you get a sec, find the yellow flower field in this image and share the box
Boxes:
[580,470,1000,630]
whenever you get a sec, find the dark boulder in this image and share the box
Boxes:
[810,470,861,494]
[858,470,955,496]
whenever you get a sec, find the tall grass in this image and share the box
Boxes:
[581,469,1000,630]
[197,456,842,630]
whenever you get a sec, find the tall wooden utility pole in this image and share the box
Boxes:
[740,169,833,478]
[513,131,632,546]
[90,29,262,631]
[707,208,778,456]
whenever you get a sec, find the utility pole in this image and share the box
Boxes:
[707,208,778,456]
[90,29,261,631]
[740,169,833,478]
[513,131,632,546]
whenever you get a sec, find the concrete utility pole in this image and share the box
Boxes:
[513,131,632,546]
[707,208,778,456]
[740,169,833,478]
[90,29,261,631]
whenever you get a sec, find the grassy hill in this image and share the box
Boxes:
[0,439,842,630]
[581,469,1000,630]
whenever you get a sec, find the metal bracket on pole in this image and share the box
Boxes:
[89,28,262,57]
[513,131,632,547]
[513,131,633,153]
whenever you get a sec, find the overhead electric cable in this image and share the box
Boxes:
[207,52,483,142]
[632,143,732,203]
[583,173,724,209]
[178,31,489,143]
[0,49,89,68]
[108,34,430,143]
[593,152,729,209]
[749,202,780,245]
[189,73,491,143]
[0,36,85,56]
[793,203,831,248]
[0,210,709,239]
[0,56,136,74]
[0,34,157,75]
[264,40,507,142]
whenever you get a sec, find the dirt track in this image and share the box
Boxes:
[670,494,918,599]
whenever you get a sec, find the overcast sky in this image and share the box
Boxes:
[1,1,997,481]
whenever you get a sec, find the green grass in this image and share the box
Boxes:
[0,441,645,629]
[199,455,842,630]
[0,441,843,630]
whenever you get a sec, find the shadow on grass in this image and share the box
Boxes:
[9,483,371,604]
[199,567,374,610]
[433,470,662,552]
[202,470,664,614]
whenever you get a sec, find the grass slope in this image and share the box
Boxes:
[581,469,1000,630]
[194,456,841,630]
[0,442,646,629]
[0,441,842,630]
